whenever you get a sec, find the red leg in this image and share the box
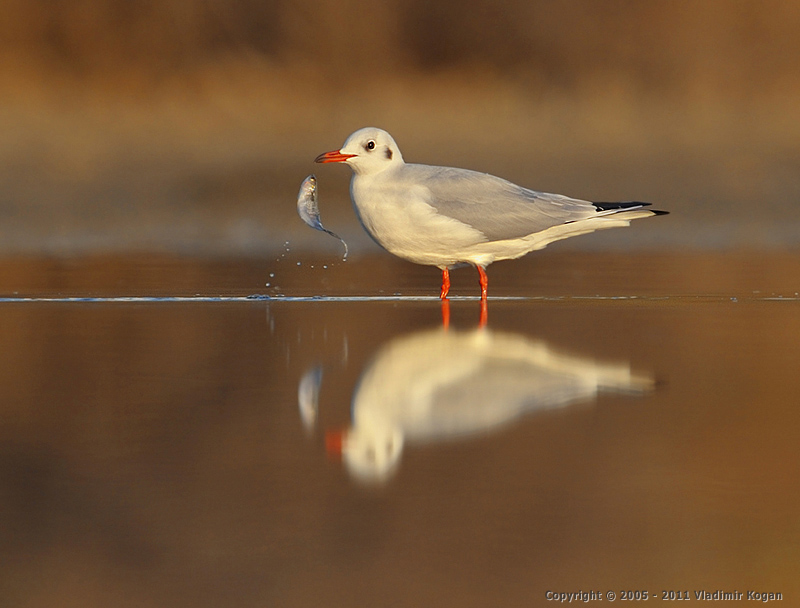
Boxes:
[440,267,451,300]
[479,297,488,328]
[477,266,488,300]
[441,297,451,329]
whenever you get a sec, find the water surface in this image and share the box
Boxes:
[0,252,798,607]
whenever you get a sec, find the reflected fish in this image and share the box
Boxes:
[297,175,348,259]
[298,364,323,432]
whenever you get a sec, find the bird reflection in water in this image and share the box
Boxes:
[302,304,655,484]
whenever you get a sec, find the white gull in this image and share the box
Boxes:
[316,127,667,299]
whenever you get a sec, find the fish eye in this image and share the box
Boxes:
[366,140,375,151]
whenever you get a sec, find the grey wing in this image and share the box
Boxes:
[405,164,600,241]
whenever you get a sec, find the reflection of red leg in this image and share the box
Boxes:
[440,267,451,300]
[479,297,488,328]
[477,266,488,300]
[441,297,451,329]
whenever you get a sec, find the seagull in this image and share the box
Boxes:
[315,127,667,299]
[325,325,654,483]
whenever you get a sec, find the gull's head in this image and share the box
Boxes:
[326,425,404,484]
[315,127,404,176]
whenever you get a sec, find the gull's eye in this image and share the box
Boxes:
[366,140,376,151]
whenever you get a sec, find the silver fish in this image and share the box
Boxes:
[297,174,348,259]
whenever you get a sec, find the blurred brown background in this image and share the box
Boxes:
[2,6,800,607]
[1,0,799,255]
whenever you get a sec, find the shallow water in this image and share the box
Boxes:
[0,252,798,607]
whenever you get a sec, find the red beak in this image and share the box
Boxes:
[315,150,356,164]
[325,428,347,458]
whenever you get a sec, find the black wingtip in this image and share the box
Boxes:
[593,201,669,216]
[593,201,651,212]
